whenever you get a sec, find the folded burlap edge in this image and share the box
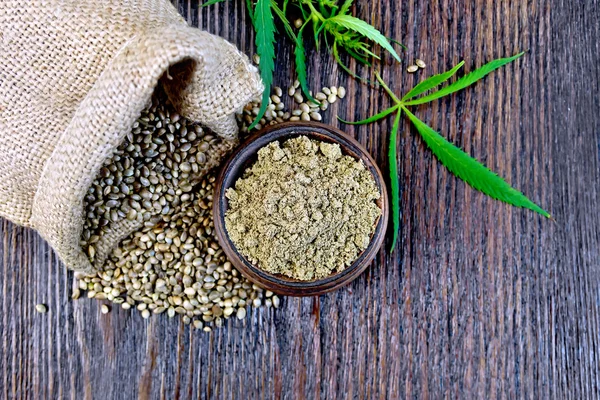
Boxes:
[30,25,263,273]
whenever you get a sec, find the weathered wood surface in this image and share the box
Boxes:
[1,0,599,398]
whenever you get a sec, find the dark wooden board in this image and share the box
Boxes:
[1,0,599,398]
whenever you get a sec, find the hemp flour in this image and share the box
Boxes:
[225,136,381,281]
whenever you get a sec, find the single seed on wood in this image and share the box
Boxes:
[327,94,337,104]
[293,93,303,104]
[293,79,300,88]
[141,309,150,319]
[35,304,47,313]
[273,86,283,97]
[299,103,310,113]
[101,304,110,314]
[309,112,322,121]
[330,86,338,96]
[322,87,331,95]
[71,289,81,300]
[415,59,426,69]
[252,54,260,64]
[301,112,311,122]
[287,86,296,97]
[407,65,419,73]
[337,86,346,99]
[315,92,327,101]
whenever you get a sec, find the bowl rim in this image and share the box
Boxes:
[212,121,389,296]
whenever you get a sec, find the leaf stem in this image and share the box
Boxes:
[374,71,401,104]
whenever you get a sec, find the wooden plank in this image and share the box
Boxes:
[1,0,599,398]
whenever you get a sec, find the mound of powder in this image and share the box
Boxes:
[225,136,381,281]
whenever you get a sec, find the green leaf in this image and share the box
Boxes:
[326,14,401,62]
[337,105,399,125]
[404,52,525,106]
[202,0,226,6]
[332,42,373,83]
[402,107,550,218]
[246,0,254,21]
[294,27,318,104]
[339,0,354,15]
[271,0,296,40]
[388,37,407,51]
[388,110,401,251]
[401,61,465,101]
[344,46,371,66]
[249,0,276,130]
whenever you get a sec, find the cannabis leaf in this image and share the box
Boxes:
[249,0,275,130]
[209,0,403,126]
[201,0,226,6]
[246,0,255,21]
[339,0,354,15]
[339,53,550,250]
[403,108,550,217]
[326,14,401,63]
[294,26,318,104]
[401,61,465,101]
[388,110,401,251]
[404,53,525,106]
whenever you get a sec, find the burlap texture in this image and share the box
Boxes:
[0,0,263,272]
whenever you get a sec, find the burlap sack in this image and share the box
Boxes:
[0,0,263,273]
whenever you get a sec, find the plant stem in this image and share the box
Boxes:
[374,71,401,104]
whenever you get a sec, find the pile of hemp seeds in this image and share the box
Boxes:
[75,79,347,331]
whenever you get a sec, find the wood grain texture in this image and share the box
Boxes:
[1,0,599,398]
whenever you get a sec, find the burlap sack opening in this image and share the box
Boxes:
[0,1,263,273]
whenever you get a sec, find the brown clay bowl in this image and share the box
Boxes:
[213,122,388,296]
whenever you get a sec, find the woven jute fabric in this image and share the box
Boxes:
[0,0,263,272]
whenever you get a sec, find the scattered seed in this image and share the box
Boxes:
[309,112,322,121]
[293,93,304,104]
[35,304,47,313]
[407,65,419,73]
[415,59,426,69]
[294,18,303,29]
[327,93,337,104]
[337,86,346,99]
[101,304,110,314]
[252,54,260,64]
